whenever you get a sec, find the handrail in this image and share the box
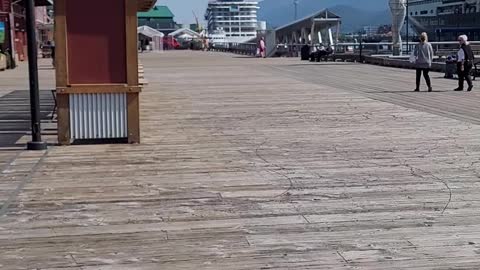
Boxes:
[209,41,480,57]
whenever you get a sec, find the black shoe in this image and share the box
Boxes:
[428,87,433,92]
[414,89,420,92]
[454,88,464,91]
[467,86,473,92]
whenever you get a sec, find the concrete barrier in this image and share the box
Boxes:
[363,56,446,72]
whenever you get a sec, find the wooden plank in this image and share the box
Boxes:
[56,85,141,94]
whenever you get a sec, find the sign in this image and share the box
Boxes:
[0,0,11,13]
[0,22,5,44]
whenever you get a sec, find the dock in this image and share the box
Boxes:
[1,51,480,269]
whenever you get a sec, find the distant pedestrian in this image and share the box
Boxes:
[413,32,434,92]
[259,37,266,58]
[454,35,474,92]
[50,41,55,68]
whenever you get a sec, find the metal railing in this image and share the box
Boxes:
[209,42,258,56]
[335,41,480,56]
[209,41,480,58]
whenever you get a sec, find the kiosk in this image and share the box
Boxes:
[54,0,156,145]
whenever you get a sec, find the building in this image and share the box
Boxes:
[0,0,52,67]
[36,6,53,45]
[205,0,259,43]
[408,0,480,41]
[138,6,177,35]
[275,9,341,46]
[363,26,378,37]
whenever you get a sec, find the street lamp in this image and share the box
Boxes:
[25,0,47,150]
[294,0,299,20]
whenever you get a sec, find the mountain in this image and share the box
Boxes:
[258,0,391,33]
[329,5,391,33]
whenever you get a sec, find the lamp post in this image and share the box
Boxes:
[294,0,299,20]
[25,0,47,151]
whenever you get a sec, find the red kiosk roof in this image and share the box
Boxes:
[137,0,156,12]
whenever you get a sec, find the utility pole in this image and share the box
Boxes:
[406,0,409,53]
[294,0,299,20]
[25,0,47,151]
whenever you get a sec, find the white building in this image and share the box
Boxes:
[363,26,378,37]
[407,0,480,41]
[205,0,260,43]
[408,0,480,17]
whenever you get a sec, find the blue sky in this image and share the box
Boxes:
[157,0,210,25]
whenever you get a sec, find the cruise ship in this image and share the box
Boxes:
[205,0,260,44]
[408,0,480,41]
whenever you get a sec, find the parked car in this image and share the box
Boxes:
[163,37,180,50]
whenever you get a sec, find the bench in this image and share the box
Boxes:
[436,49,455,59]
[309,49,334,62]
[472,60,479,81]
[471,45,480,56]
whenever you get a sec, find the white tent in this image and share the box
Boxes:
[168,28,202,40]
[138,26,164,52]
[137,25,164,38]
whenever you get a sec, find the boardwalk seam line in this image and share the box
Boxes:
[0,149,50,219]
[336,250,349,264]
[0,151,22,175]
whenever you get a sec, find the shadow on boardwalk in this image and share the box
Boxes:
[0,90,55,149]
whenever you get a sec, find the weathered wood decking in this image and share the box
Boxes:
[1,51,480,269]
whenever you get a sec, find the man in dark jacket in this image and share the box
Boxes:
[454,35,474,92]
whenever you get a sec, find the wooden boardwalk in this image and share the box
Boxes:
[1,51,480,269]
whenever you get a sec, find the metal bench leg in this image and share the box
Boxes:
[474,64,478,81]
[51,90,57,120]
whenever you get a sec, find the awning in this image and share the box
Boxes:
[137,0,156,12]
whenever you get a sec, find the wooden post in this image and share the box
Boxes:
[54,0,69,145]
[125,0,140,143]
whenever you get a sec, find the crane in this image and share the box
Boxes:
[192,10,202,33]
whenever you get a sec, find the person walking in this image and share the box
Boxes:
[413,32,434,92]
[259,37,266,58]
[454,35,474,92]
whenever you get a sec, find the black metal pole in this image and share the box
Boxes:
[294,0,298,20]
[25,0,47,151]
[359,32,363,62]
[406,0,409,54]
